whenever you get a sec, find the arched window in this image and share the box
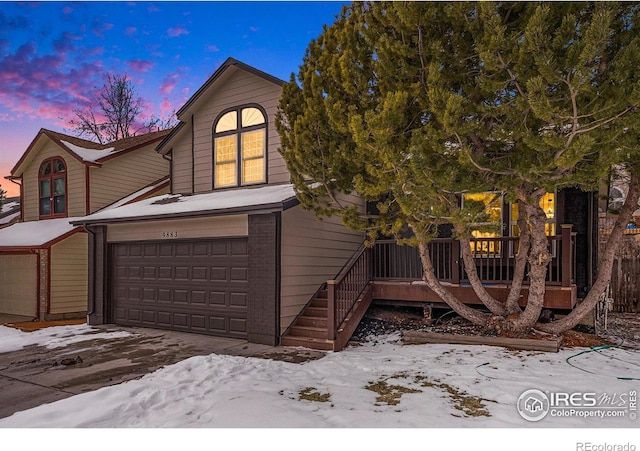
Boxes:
[39,157,67,218]
[213,105,266,188]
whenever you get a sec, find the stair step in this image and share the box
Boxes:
[310,298,328,308]
[295,316,328,328]
[315,289,328,299]
[288,325,328,339]
[303,307,328,318]
[281,335,335,351]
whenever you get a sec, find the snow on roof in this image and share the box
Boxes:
[0,211,20,225]
[0,217,81,248]
[0,201,19,214]
[100,177,169,211]
[75,183,298,224]
[60,140,117,163]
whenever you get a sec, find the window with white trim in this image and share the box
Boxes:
[213,106,266,188]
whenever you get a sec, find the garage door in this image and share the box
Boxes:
[0,254,38,317]
[111,238,249,337]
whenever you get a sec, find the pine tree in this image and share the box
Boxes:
[276,2,640,334]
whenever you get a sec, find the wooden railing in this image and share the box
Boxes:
[327,245,372,340]
[599,215,640,235]
[373,225,576,287]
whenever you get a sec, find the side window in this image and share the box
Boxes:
[39,157,67,218]
[213,106,266,188]
[462,192,503,255]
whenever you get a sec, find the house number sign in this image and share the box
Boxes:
[162,232,178,239]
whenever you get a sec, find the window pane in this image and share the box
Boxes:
[40,180,51,197]
[53,159,66,173]
[215,162,236,187]
[215,136,236,162]
[54,177,65,195]
[40,198,51,216]
[241,130,265,159]
[242,158,265,184]
[215,111,237,133]
[40,161,51,175]
[241,107,265,127]
[54,195,66,214]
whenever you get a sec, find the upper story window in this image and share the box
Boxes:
[39,157,67,218]
[213,105,267,188]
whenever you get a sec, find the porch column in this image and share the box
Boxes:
[561,224,573,287]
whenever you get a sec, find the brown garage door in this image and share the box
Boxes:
[111,238,249,338]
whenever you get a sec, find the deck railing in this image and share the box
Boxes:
[325,226,576,341]
[327,245,372,340]
[373,225,576,287]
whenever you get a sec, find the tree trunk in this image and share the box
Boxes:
[455,225,507,316]
[538,171,640,334]
[416,239,489,327]
[507,198,550,332]
[505,200,529,314]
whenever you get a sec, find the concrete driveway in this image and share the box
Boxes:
[0,324,324,420]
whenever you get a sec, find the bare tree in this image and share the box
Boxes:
[69,74,175,144]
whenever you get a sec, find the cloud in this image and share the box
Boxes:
[205,44,219,53]
[128,59,155,73]
[91,19,114,39]
[0,10,30,33]
[167,26,189,38]
[159,73,179,96]
[124,26,137,37]
[62,6,73,15]
[0,40,106,124]
[249,26,259,32]
[53,32,82,55]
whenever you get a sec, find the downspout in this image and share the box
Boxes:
[85,225,97,316]
[588,191,595,291]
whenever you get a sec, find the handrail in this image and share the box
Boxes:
[327,245,372,340]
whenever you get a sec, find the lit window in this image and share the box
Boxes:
[39,157,67,218]
[213,106,266,188]
[511,192,556,237]
[463,192,503,254]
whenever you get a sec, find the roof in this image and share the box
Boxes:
[98,176,170,211]
[0,217,83,249]
[0,197,21,227]
[10,128,172,176]
[72,183,300,225]
[156,57,285,155]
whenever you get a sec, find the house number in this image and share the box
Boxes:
[162,232,178,239]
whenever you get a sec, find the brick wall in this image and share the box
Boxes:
[247,213,279,345]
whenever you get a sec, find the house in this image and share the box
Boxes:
[74,58,596,351]
[72,58,365,346]
[0,196,20,229]
[0,129,171,320]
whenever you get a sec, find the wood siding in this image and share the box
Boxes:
[171,66,288,194]
[90,146,169,212]
[280,202,365,331]
[0,253,38,317]
[106,215,248,242]
[50,232,88,314]
[22,141,86,221]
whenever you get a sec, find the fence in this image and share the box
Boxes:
[600,234,640,313]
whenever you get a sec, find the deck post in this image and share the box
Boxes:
[451,239,461,284]
[327,280,337,340]
[561,224,573,287]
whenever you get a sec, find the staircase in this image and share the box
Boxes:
[281,288,335,351]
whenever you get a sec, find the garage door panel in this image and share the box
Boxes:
[111,238,249,338]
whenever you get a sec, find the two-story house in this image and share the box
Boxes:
[73,58,365,346]
[0,129,171,321]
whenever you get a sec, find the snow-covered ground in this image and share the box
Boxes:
[1,324,638,450]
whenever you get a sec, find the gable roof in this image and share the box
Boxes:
[9,128,172,177]
[156,57,285,155]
